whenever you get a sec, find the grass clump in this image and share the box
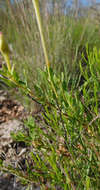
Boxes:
[1,46,100,189]
[0,0,100,189]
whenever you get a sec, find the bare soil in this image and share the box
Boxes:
[0,90,29,190]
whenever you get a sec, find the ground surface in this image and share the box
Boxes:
[0,89,28,190]
[0,89,41,190]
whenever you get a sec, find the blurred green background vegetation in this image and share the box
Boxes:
[1,0,100,81]
[1,1,100,189]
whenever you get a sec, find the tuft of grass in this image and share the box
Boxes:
[1,46,100,189]
[1,1,100,189]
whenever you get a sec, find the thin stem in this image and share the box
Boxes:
[32,0,50,69]
[32,0,58,98]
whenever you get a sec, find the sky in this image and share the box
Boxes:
[82,0,100,6]
[66,0,100,9]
